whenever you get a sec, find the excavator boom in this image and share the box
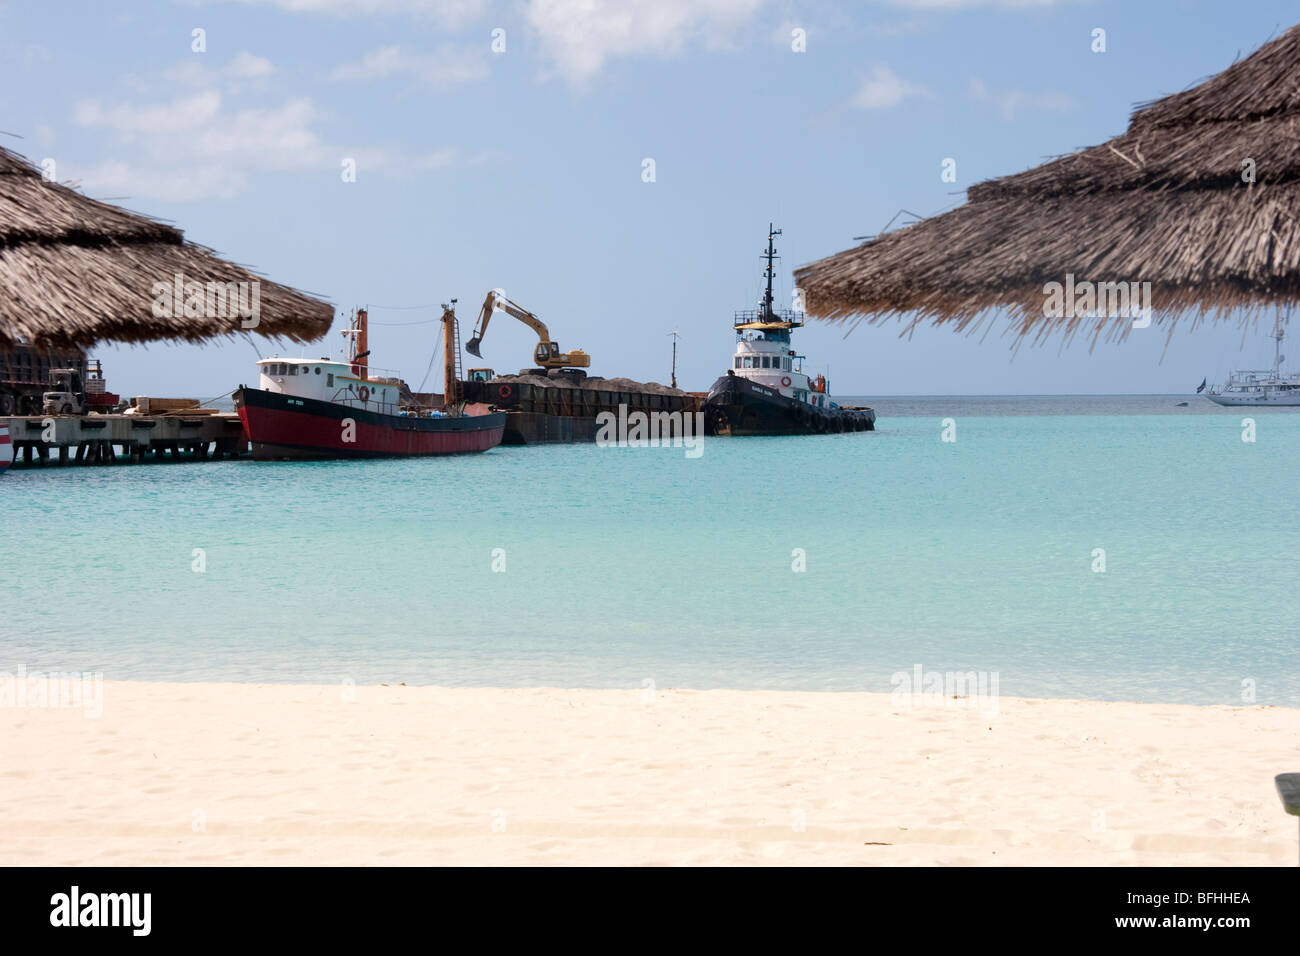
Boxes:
[464,290,591,370]
[466,289,549,357]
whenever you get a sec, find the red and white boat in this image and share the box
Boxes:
[234,305,505,460]
[0,421,12,475]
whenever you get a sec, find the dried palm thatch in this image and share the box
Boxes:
[0,145,334,348]
[794,23,1300,348]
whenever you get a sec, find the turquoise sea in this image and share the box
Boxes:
[2,396,1296,705]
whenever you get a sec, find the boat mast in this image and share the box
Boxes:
[356,308,369,379]
[668,328,680,389]
[441,300,460,413]
[761,224,781,321]
[343,307,371,378]
[733,224,801,336]
[1275,305,1288,375]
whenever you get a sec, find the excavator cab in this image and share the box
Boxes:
[534,342,560,364]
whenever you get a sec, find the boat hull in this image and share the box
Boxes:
[704,372,875,436]
[1205,392,1300,406]
[233,387,506,460]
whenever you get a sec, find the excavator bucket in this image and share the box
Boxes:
[465,337,483,358]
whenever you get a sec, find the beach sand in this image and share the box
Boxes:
[2,681,1296,866]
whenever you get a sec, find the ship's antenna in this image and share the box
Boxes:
[762,224,782,320]
[1276,304,1289,374]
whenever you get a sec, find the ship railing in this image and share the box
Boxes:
[733,309,805,327]
[345,364,402,380]
[331,386,394,411]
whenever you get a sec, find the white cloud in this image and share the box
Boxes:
[851,64,930,110]
[161,54,275,92]
[214,0,489,28]
[886,0,1066,7]
[75,91,227,136]
[73,92,327,199]
[229,51,274,79]
[71,87,465,201]
[866,18,930,37]
[352,146,461,175]
[72,158,249,202]
[330,45,488,88]
[525,0,768,86]
[968,77,1073,119]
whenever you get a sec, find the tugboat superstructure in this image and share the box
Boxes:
[704,226,875,435]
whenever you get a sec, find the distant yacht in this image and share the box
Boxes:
[1206,307,1300,407]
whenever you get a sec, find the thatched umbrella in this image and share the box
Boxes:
[794,24,1300,348]
[0,145,333,349]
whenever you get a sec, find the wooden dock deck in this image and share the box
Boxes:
[2,414,248,466]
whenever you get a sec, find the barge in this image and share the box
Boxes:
[454,289,700,444]
[459,372,700,445]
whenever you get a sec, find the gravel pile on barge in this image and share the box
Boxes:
[458,372,700,445]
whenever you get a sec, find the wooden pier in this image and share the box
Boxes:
[2,414,249,467]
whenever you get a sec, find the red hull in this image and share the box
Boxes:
[234,388,505,460]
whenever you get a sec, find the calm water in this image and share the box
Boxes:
[2,395,1296,705]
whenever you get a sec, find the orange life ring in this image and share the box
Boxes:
[781,376,792,387]
[498,384,513,399]
[358,385,370,402]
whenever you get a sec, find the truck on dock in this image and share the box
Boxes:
[0,345,121,416]
[43,360,121,415]
[1,343,88,415]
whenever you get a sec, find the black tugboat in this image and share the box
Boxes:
[704,226,875,436]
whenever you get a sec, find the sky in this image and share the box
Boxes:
[3,0,1297,397]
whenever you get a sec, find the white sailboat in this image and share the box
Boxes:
[1206,307,1300,406]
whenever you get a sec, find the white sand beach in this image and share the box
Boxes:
[1,682,1295,866]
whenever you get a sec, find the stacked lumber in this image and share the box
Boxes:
[130,397,202,415]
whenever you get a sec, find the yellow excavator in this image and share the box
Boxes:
[464,289,590,376]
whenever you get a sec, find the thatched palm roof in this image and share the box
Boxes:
[0,145,333,348]
[795,23,1300,348]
